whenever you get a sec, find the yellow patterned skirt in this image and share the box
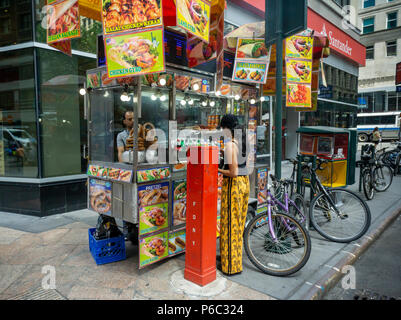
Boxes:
[220,175,250,275]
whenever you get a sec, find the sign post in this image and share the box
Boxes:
[265,0,307,179]
[184,146,219,286]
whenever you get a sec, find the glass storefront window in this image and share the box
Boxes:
[0,48,38,178]
[0,0,33,47]
[37,48,96,177]
[256,100,271,166]
[35,0,102,54]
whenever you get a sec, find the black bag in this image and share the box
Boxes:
[94,214,121,240]
[361,144,375,161]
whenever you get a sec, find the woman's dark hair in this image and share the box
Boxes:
[220,114,249,160]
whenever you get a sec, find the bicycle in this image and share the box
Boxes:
[357,145,393,200]
[296,158,371,243]
[379,142,401,176]
[243,177,311,276]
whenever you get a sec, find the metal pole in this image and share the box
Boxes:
[274,1,283,179]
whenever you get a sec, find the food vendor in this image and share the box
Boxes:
[117,111,134,163]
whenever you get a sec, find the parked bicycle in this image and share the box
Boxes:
[357,144,393,201]
[379,142,401,176]
[295,158,371,243]
[244,176,311,276]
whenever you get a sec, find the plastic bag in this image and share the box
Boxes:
[94,214,121,240]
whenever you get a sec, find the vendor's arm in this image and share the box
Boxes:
[218,141,238,178]
[116,132,125,162]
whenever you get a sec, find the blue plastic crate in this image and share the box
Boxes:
[88,228,126,265]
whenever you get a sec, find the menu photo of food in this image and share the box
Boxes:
[89,179,112,215]
[257,168,268,205]
[173,180,187,226]
[102,0,162,35]
[118,169,133,183]
[286,35,313,60]
[142,73,174,87]
[176,0,210,42]
[87,165,101,177]
[101,69,117,87]
[216,216,221,238]
[168,230,186,256]
[105,27,165,78]
[47,0,80,44]
[286,83,312,108]
[236,38,270,61]
[137,167,171,183]
[286,59,312,83]
[233,61,268,84]
[175,74,190,91]
[87,72,101,89]
[138,182,169,235]
[139,232,168,268]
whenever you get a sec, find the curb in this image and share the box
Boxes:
[300,202,401,300]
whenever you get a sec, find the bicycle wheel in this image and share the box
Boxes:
[309,189,371,243]
[289,193,308,228]
[244,212,311,276]
[362,170,375,200]
[373,165,393,192]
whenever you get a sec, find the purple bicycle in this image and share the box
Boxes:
[244,176,311,276]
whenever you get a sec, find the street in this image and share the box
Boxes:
[323,214,401,300]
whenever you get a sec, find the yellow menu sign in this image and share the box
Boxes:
[177,0,211,43]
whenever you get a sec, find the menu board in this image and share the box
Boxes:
[139,231,168,268]
[138,182,169,236]
[87,164,133,183]
[172,180,187,227]
[232,38,271,84]
[285,35,314,109]
[168,229,186,256]
[104,27,165,79]
[46,0,81,44]
[101,0,163,35]
[176,0,211,43]
[164,28,187,66]
[88,179,112,215]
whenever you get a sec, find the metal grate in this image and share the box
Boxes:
[353,289,400,300]
[8,287,67,300]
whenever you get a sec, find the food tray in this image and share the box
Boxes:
[88,228,126,265]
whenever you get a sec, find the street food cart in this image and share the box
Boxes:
[297,126,357,189]
[85,44,261,268]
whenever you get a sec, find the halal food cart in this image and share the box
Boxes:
[85,36,261,269]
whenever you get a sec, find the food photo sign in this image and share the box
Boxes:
[101,0,163,35]
[138,182,169,236]
[172,180,187,227]
[232,38,271,84]
[89,178,112,215]
[285,35,314,109]
[139,231,169,268]
[177,0,211,43]
[168,229,186,256]
[104,27,165,78]
[46,0,81,44]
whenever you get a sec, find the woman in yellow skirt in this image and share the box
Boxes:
[218,114,250,275]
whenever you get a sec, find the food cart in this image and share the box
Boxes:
[296,126,357,191]
[85,38,262,268]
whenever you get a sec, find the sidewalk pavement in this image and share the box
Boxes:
[0,162,401,300]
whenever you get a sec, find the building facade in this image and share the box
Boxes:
[356,0,401,112]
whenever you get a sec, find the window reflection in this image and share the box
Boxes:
[0,49,38,178]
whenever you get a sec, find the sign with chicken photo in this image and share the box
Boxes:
[102,0,163,35]
[104,27,165,78]
[286,59,312,84]
[177,0,211,43]
[46,0,81,44]
[138,182,169,236]
[139,231,168,268]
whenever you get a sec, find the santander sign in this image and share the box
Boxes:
[307,8,366,66]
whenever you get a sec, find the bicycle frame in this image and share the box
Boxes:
[266,189,304,242]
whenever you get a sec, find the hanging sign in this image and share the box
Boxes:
[285,35,314,109]
[176,0,211,43]
[46,0,81,44]
[101,0,163,35]
[232,38,271,84]
[104,27,165,78]
[49,39,72,56]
